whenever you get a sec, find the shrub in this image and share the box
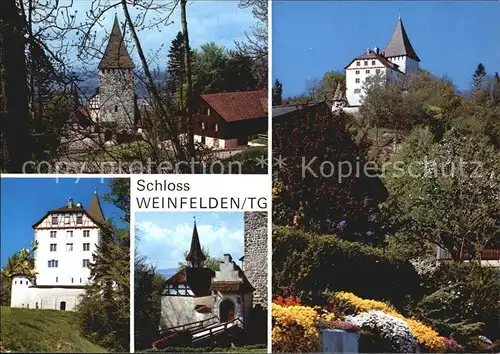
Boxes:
[272,303,320,352]
[273,295,301,307]
[332,292,447,353]
[345,310,418,353]
[443,337,464,352]
[272,226,421,306]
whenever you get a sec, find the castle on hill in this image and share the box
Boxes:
[10,191,105,311]
[333,16,421,113]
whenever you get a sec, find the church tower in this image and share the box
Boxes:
[384,16,420,74]
[186,220,206,268]
[98,16,135,129]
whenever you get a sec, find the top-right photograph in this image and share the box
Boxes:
[272,1,499,353]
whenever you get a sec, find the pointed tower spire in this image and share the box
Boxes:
[98,16,135,70]
[88,189,105,224]
[384,16,420,62]
[186,218,206,268]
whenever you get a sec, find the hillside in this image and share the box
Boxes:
[0,306,106,353]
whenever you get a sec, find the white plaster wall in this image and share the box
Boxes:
[194,135,238,150]
[346,60,389,107]
[34,213,99,286]
[214,255,240,281]
[10,276,32,307]
[11,287,85,311]
[387,56,419,74]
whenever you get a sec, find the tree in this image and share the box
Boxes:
[166,32,189,113]
[273,104,388,244]
[134,255,164,350]
[178,246,222,272]
[272,79,283,106]
[76,179,130,351]
[223,51,258,92]
[192,42,228,94]
[472,63,486,94]
[313,71,345,101]
[382,127,500,261]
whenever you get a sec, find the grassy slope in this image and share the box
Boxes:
[0,306,106,353]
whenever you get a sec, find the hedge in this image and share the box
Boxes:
[272,226,422,307]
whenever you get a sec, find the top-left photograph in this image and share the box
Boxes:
[1,0,268,174]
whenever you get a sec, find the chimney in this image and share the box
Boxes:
[68,197,73,208]
[374,47,379,54]
[366,48,370,55]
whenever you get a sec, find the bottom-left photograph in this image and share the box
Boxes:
[0,177,130,353]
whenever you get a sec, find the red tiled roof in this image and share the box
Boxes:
[200,90,267,123]
[211,281,252,293]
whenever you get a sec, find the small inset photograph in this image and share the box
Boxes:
[0,178,130,353]
[134,211,268,352]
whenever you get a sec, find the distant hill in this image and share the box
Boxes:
[157,268,177,279]
[0,306,106,353]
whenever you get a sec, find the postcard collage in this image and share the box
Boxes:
[1,0,499,353]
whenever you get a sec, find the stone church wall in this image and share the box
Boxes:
[243,212,268,308]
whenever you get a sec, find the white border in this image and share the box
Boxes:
[267,0,273,352]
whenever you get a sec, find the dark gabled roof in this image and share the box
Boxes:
[186,221,206,267]
[165,267,215,297]
[98,16,135,70]
[384,17,420,62]
[199,90,267,122]
[88,190,105,224]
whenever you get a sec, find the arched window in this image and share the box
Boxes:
[219,299,235,322]
[60,301,66,311]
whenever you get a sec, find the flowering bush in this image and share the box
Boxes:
[346,310,418,353]
[273,295,301,307]
[443,337,464,352]
[333,292,447,352]
[272,303,320,352]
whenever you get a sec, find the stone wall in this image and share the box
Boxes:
[99,68,135,128]
[243,211,268,308]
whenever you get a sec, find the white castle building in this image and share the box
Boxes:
[10,191,105,311]
[334,16,420,112]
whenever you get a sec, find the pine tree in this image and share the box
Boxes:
[76,179,130,351]
[272,79,283,106]
[166,32,190,113]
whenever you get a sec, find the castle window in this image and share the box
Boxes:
[356,61,360,66]
[76,214,83,224]
[64,215,70,225]
[50,231,57,238]
[371,60,376,65]
[366,70,370,74]
[66,243,73,252]
[355,78,360,84]
[50,244,57,252]
[83,243,90,251]
[82,259,90,268]
[80,278,82,283]
[355,70,360,75]
[114,105,118,112]
[364,61,368,66]
[354,89,361,94]
[48,259,58,268]
[67,230,73,238]
[71,277,74,283]
[52,216,58,225]
[376,69,381,74]
[83,230,90,237]
[56,277,58,283]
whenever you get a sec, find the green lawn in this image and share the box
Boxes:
[0,306,106,353]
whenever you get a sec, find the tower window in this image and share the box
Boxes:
[114,105,118,112]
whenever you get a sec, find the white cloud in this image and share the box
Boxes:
[136,219,243,269]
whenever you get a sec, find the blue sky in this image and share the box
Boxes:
[272,1,500,97]
[0,178,124,267]
[58,1,254,70]
[136,211,244,269]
